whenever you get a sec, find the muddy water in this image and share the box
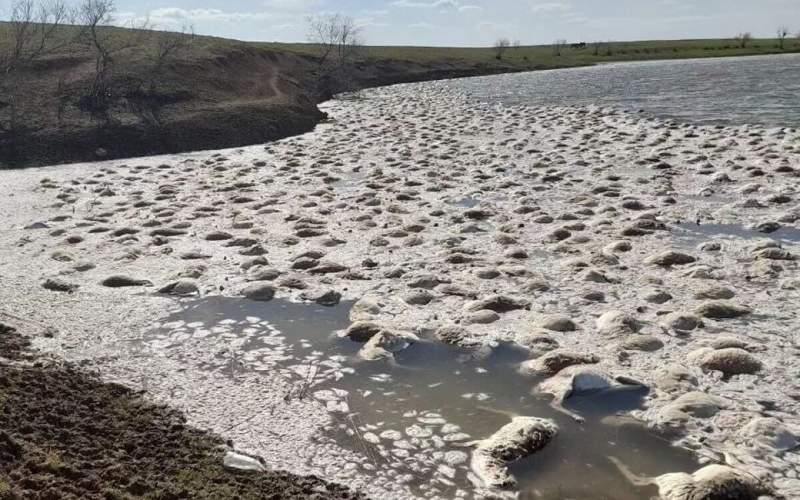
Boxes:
[673,223,800,246]
[146,297,697,499]
[447,53,800,127]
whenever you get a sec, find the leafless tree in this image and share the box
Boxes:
[777,26,789,49]
[307,14,362,67]
[0,0,73,139]
[493,38,510,60]
[124,24,195,125]
[76,0,150,122]
[734,32,752,49]
[306,13,364,96]
[75,0,116,120]
[0,0,72,77]
[148,25,194,92]
[552,39,567,57]
[512,40,521,50]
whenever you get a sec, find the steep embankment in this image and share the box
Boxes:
[4,29,798,168]
[0,37,532,168]
[0,44,328,167]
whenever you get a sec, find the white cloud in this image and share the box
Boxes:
[393,0,459,9]
[409,22,437,29]
[356,17,390,29]
[147,7,279,23]
[262,0,320,10]
[531,2,571,14]
[476,21,514,33]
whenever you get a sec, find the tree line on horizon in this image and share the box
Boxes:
[493,27,800,60]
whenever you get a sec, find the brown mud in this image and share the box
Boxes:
[0,322,364,500]
[0,40,531,169]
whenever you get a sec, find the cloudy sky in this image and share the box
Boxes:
[106,0,799,46]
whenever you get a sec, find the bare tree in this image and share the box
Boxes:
[512,40,521,50]
[75,0,116,120]
[123,24,195,125]
[734,32,752,49]
[148,25,194,92]
[552,39,567,57]
[306,13,364,96]
[493,38,510,60]
[306,14,363,68]
[777,26,789,49]
[0,0,73,141]
[76,0,150,122]
[0,0,72,77]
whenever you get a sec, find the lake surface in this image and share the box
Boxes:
[146,297,698,499]
[446,54,800,127]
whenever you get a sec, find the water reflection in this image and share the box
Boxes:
[673,222,800,246]
[149,297,697,499]
[446,54,800,127]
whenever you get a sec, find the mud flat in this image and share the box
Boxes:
[0,79,799,498]
[0,323,362,499]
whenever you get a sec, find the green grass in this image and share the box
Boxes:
[262,37,800,70]
[42,449,65,470]
[2,21,798,70]
[0,478,12,500]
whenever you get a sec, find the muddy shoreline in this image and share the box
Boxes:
[0,49,536,169]
[0,322,363,500]
[0,80,799,498]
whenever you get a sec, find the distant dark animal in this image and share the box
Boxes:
[571,42,587,50]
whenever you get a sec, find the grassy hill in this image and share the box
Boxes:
[1,24,798,168]
[279,37,800,66]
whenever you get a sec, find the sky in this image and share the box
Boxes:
[7,0,800,46]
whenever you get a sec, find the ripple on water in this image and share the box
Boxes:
[673,222,800,248]
[445,54,800,127]
[141,297,697,499]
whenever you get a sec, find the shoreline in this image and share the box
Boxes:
[3,47,799,169]
[0,323,364,499]
[0,81,799,498]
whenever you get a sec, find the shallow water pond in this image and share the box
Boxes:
[148,297,697,499]
[453,196,481,208]
[446,53,800,127]
[673,222,800,247]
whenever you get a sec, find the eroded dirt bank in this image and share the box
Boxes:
[0,323,362,499]
[0,81,799,498]
[0,41,531,168]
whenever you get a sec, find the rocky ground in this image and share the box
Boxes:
[0,80,799,499]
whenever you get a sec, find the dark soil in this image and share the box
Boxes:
[2,26,798,168]
[0,322,364,500]
[0,31,531,169]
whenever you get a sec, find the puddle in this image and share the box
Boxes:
[673,222,800,247]
[142,297,697,499]
[454,196,481,208]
